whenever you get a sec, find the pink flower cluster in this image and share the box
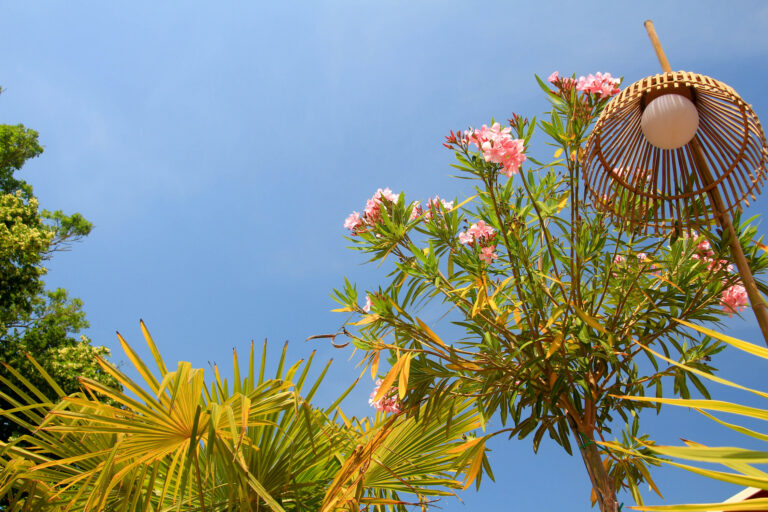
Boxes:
[425,196,454,221]
[408,202,422,221]
[465,123,527,177]
[612,253,653,275]
[369,378,401,414]
[575,72,621,99]
[613,252,655,268]
[689,233,734,274]
[344,188,400,232]
[548,71,577,88]
[459,220,495,245]
[686,232,747,316]
[362,294,373,312]
[548,71,620,99]
[459,220,498,264]
[409,195,454,224]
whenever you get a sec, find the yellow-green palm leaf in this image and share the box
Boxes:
[602,320,768,511]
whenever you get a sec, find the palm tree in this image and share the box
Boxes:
[0,321,483,511]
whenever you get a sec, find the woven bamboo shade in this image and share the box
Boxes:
[582,71,768,232]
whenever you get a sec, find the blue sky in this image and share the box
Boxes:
[2,1,768,509]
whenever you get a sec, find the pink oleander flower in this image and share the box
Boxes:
[576,72,620,99]
[479,245,499,264]
[466,123,527,177]
[721,284,749,316]
[491,139,526,177]
[637,252,648,261]
[344,211,363,231]
[369,378,401,414]
[363,294,372,313]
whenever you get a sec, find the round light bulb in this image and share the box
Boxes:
[640,94,699,150]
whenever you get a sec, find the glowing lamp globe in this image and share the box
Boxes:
[640,93,699,150]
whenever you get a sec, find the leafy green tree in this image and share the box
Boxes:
[0,89,119,441]
[331,72,767,511]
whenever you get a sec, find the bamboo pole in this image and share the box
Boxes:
[644,20,768,346]
[643,21,672,74]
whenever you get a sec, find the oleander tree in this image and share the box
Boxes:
[330,72,768,512]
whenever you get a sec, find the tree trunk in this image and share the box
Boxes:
[569,419,619,512]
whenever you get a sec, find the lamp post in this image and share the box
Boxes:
[581,20,768,345]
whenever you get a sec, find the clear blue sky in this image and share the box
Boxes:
[2,1,768,510]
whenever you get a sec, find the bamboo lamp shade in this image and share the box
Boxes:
[582,71,768,232]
